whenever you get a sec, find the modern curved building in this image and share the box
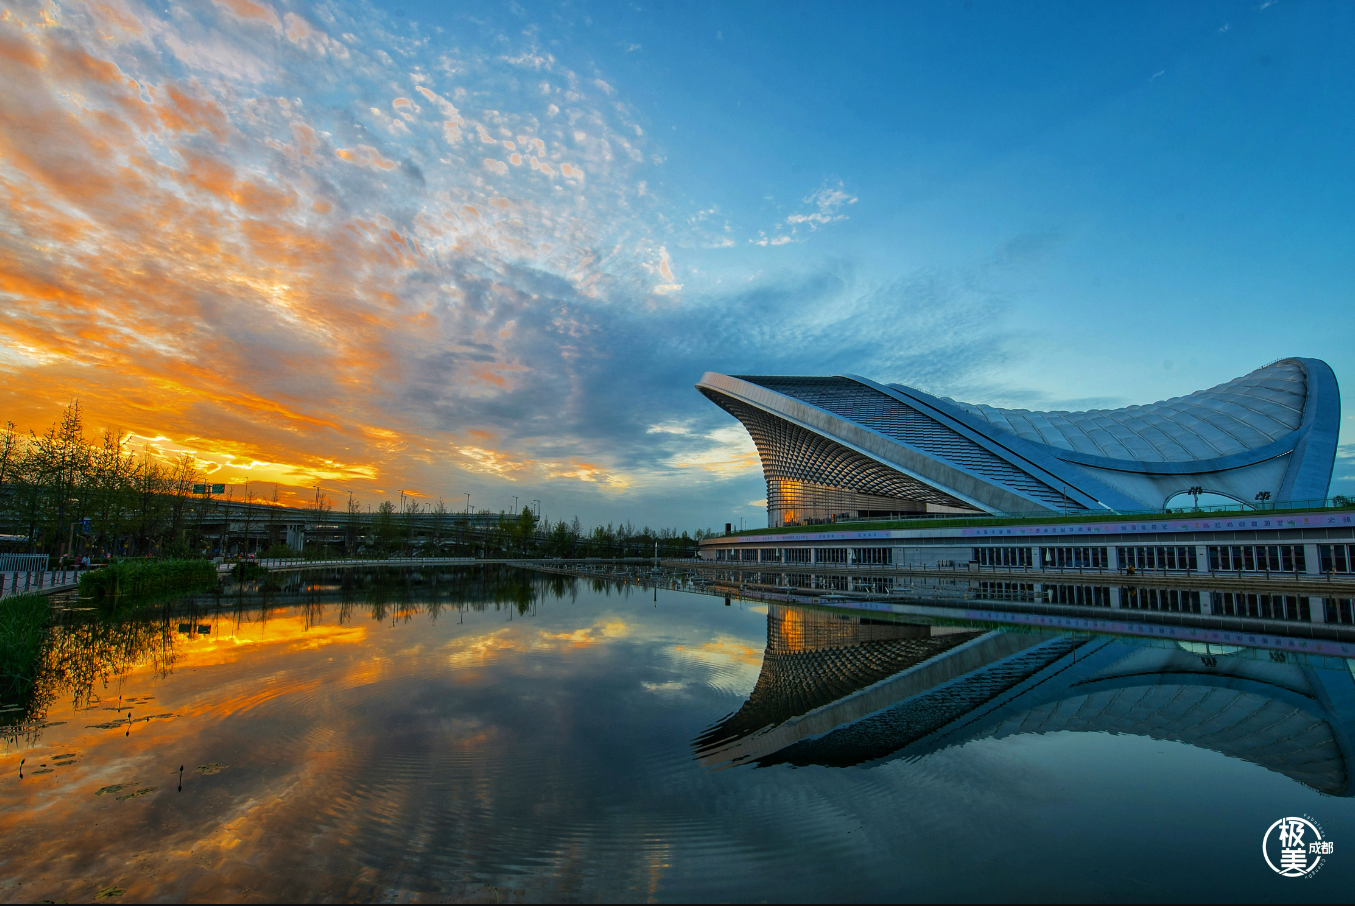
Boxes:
[696,605,1355,796]
[698,358,1340,526]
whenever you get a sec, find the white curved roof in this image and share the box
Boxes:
[936,360,1306,463]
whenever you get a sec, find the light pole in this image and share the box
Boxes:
[66,498,79,563]
[465,492,471,514]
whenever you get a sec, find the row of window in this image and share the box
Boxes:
[1121,587,1202,614]
[1319,545,1352,574]
[1047,584,1112,607]
[714,547,891,564]
[1042,547,1109,569]
[1214,592,1310,622]
[718,541,1340,574]
[1207,545,1306,573]
[1118,546,1199,572]
[973,546,1033,568]
[978,581,1038,602]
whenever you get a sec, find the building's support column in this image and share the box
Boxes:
[1031,545,1042,574]
[1106,545,1119,572]
[1196,545,1210,574]
[1199,591,1212,616]
[1310,596,1327,624]
[1109,587,1122,609]
[1304,544,1321,575]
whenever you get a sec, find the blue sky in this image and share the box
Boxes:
[1,0,1350,527]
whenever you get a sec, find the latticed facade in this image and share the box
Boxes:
[698,358,1340,527]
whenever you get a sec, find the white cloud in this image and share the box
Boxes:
[785,180,858,231]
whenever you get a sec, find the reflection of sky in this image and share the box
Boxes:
[2,1,1350,529]
[1,584,1354,901]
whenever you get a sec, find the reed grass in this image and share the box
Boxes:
[79,559,218,605]
[0,592,50,701]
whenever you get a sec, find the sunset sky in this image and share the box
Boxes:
[1,0,1351,530]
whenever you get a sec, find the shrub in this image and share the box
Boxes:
[79,559,218,603]
[230,560,270,580]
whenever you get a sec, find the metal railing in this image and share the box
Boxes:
[0,553,50,573]
[717,496,1355,536]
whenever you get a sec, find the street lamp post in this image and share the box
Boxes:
[66,498,79,563]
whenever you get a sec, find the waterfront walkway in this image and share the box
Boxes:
[0,570,82,599]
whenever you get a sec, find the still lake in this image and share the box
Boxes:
[2,566,1353,903]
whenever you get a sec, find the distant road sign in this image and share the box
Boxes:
[212,484,225,494]
[192,484,227,495]
[193,484,206,494]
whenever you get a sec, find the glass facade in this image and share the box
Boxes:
[851,547,893,566]
[1319,544,1352,574]
[1325,598,1354,624]
[972,546,1033,567]
[1117,546,1198,571]
[1213,593,1309,621]
[1041,546,1108,569]
[1208,545,1306,572]
[1045,584,1112,607]
[977,581,1037,602]
[1120,587,1201,613]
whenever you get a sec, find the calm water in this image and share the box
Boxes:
[2,566,1353,903]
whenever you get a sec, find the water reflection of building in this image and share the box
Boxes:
[697,605,1355,796]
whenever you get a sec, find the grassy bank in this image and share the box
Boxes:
[0,593,50,703]
[79,559,218,604]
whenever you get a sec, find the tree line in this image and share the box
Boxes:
[0,402,715,563]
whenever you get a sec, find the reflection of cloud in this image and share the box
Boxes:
[666,636,764,694]
[166,617,368,671]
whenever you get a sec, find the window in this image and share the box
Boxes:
[1325,598,1354,624]
[783,548,811,564]
[1213,592,1308,621]
[978,581,1036,602]
[1318,545,1351,574]
[814,548,847,565]
[851,547,892,566]
[759,548,780,563]
[1041,546,1108,569]
[1045,584,1111,607]
[973,546,1033,568]
[1120,587,1201,613]
[1117,546,1198,572]
[1209,545,1305,572]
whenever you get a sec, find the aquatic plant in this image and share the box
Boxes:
[79,558,218,604]
[0,592,50,704]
